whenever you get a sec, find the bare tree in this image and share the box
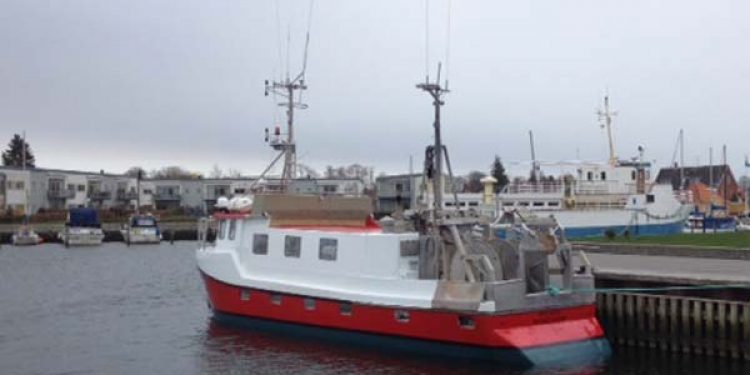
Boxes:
[209,164,223,179]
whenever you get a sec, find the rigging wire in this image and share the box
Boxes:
[424,0,429,82]
[298,0,314,105]
[444,0,452,89]
[274,0,283,82]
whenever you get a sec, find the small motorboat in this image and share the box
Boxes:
[12,224,43,246]
[121,213,161,245]
[59,208,105,247]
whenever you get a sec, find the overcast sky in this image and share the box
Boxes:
[1,0,749,178]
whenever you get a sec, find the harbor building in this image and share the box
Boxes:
[655,164,746,216]
[0,166,365,216]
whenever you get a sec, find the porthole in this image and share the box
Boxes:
[340,302,353,316]
[394,310,410,323]
[304,298,316,311]
[458,315,476,329]
[271,293,282,305]
[240,289,251,301]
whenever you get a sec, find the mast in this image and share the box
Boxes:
[679,129,684,189]
[529,130,539,183]
[263,3,312,191]
[597,95,618,166]
[265,78,307,189]
[417,63,448,217]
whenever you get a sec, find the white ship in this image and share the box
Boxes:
[460,96,690,239]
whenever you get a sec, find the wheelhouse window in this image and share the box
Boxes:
[284,235,301,258]
[253,234,268,255]
[319,238,338,261]
[228,220,237,240]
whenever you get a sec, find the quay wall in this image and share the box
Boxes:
[575,242,750,261]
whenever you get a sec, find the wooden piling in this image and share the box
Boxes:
[597,292,750,361]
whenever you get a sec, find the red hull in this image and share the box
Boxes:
[201,273,605,350]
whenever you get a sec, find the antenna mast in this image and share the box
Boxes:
[417,63,449,217]
[597,95,618,166]
[263,0,313,190]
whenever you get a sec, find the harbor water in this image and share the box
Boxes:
[0,242,746,375]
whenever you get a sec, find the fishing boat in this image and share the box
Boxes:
[11,224,43,246]
[196,69,610,368]
[121,213,161,245]
[486,96,691,239]
[59,207,105,246]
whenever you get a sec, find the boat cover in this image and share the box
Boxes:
[68,208,101,227]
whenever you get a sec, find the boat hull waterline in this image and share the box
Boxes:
[201,272,611,367]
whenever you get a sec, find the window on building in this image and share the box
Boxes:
[646,194,655,203]
[15,181,24,189]
[284,235,301,258]
[631,171,636,181]
[234,188,246,194]
[253,234,268,255]
[319,238,338,261]
[395,183,403,193]
[67,184,75,191]
[143,189,152,195]
[323,185,337,193]
[228,220,237,240]
[587,172,593,181]
[548,201,560,207]
[600,172,607,181]
[78,184,86,192]
[533,202,545,207]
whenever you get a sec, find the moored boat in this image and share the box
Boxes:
[11,224,43,246]
[121,213,161,245]
[196,71,610,368]
[59,208,105,247]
